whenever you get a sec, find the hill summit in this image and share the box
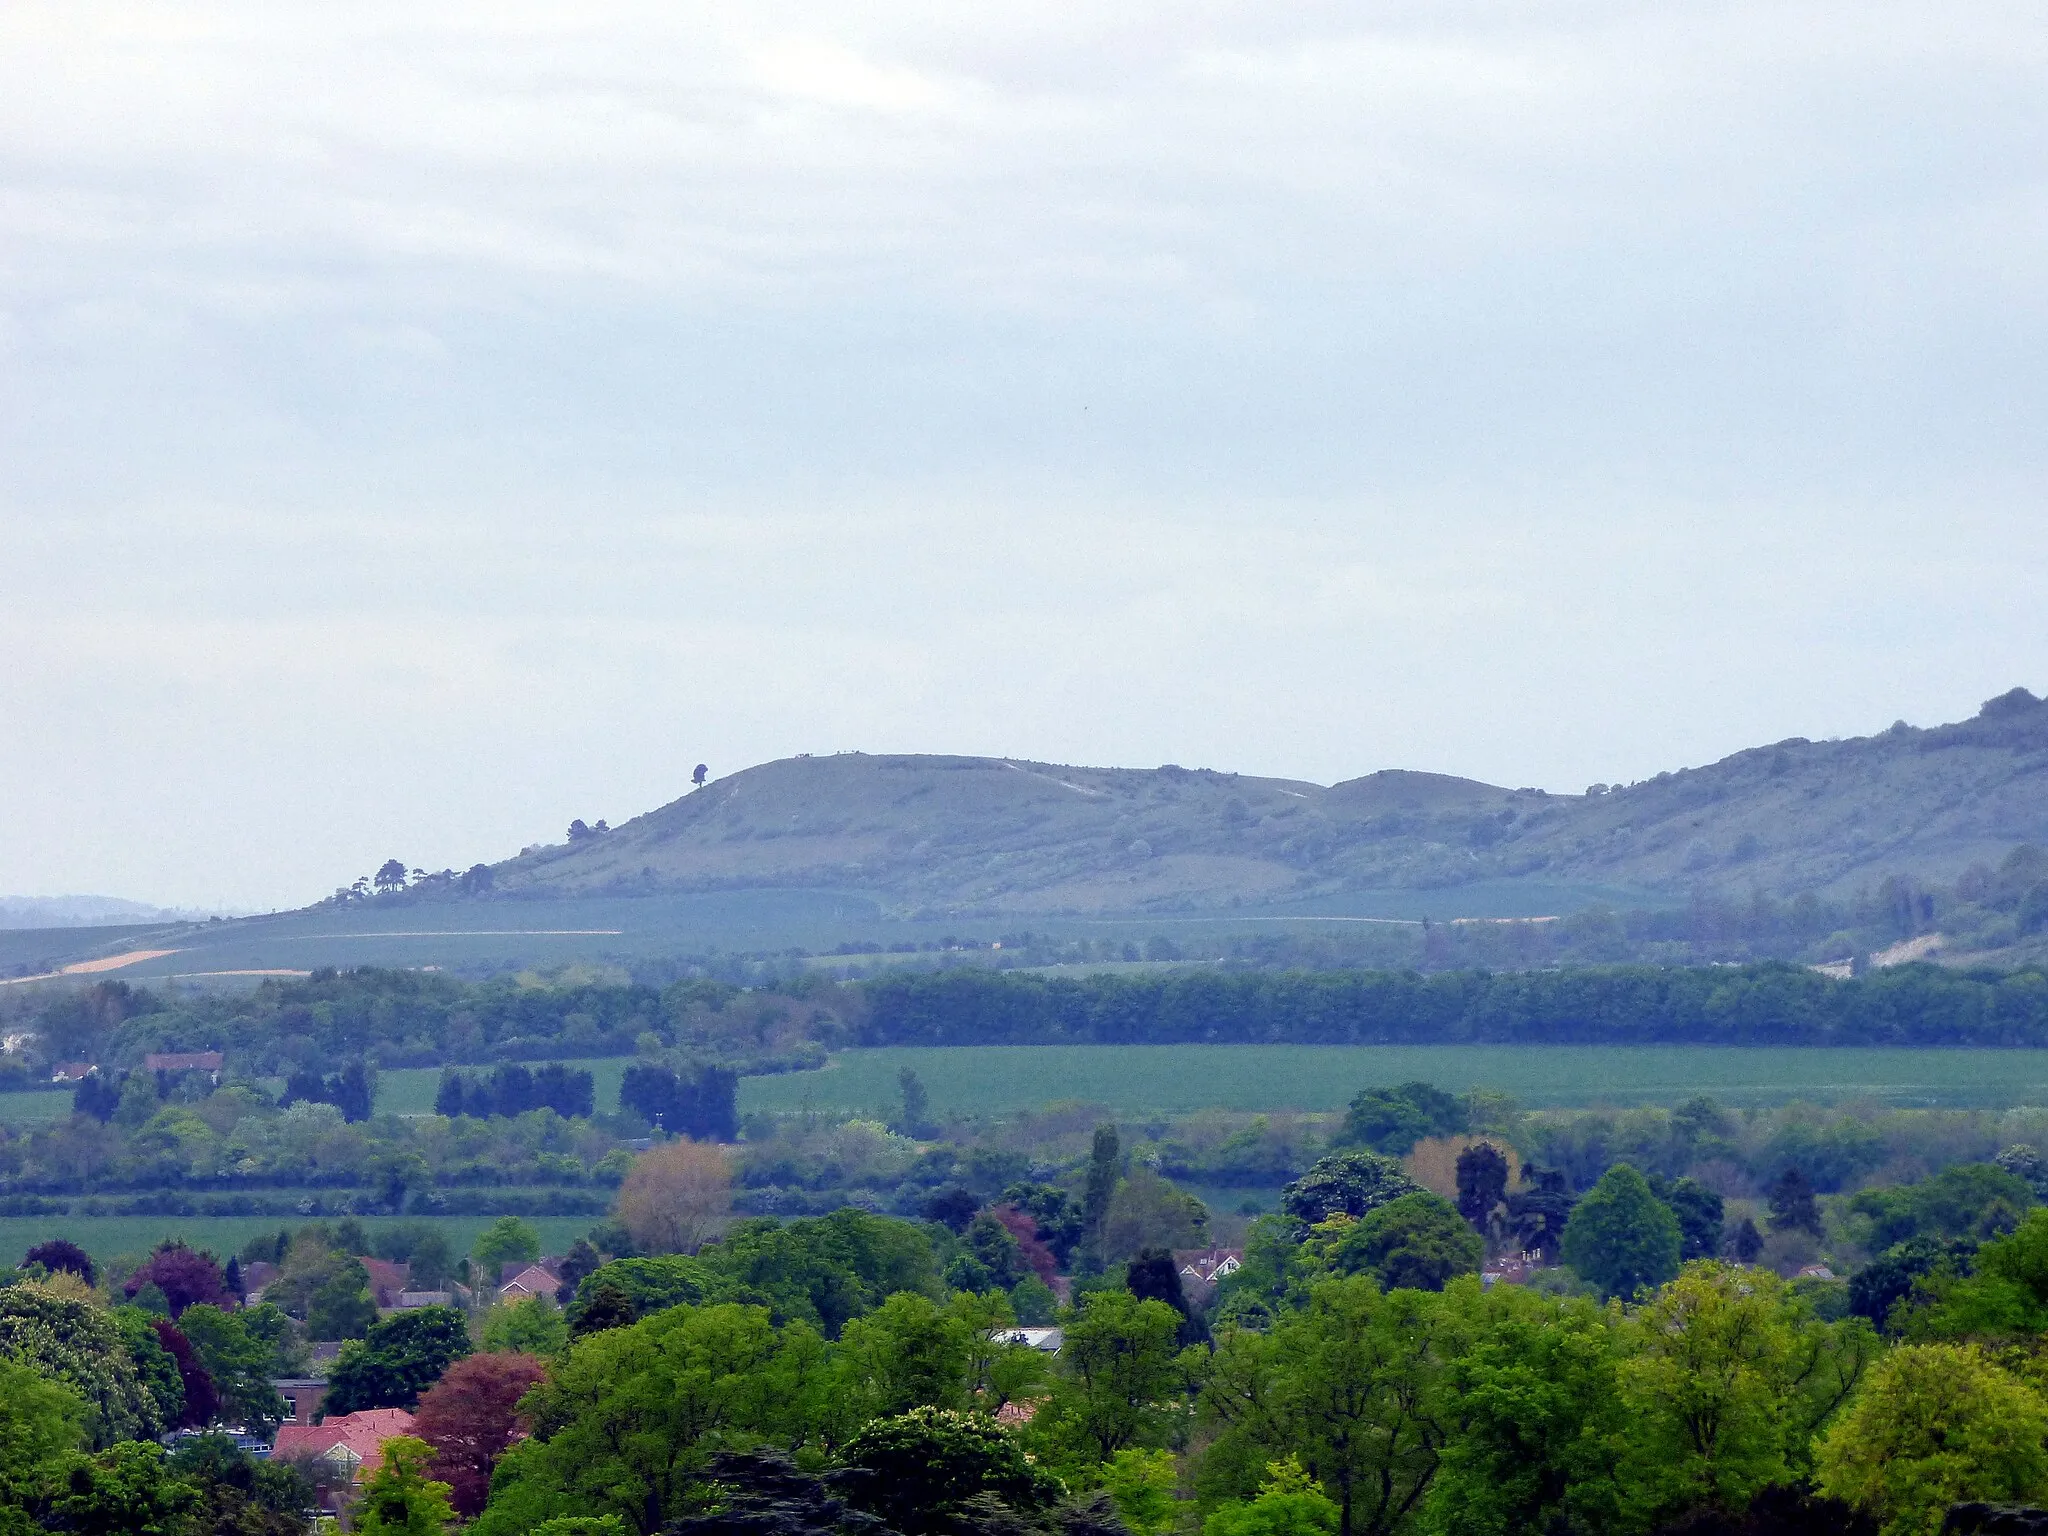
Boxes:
[486,689,2048,916]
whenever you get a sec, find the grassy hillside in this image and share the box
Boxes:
[485,688,2048,914]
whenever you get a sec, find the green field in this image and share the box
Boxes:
[733,1044,2048,1116]
[2,879,1657,981]
[0,1213,595,1271]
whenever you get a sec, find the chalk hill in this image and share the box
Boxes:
[488,688,2048,916]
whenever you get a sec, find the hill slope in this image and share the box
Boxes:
[489,688,2048,916]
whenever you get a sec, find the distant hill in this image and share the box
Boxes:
[488,687,2048,916]
[0,895,220,931]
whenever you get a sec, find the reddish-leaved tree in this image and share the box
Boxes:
[124,1242,230,1318]
[413,1351,549,1517]
[990,1205,1058,1285]
[153,1319,221,1427]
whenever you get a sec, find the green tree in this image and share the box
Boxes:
[354,1435,455,1536]
[1816,1343,2048,1536]
[1911,1206,2048,1337]
[323,1306,473,1414]
[1203,1458,1340,1536]
[307,1256,378,1341]
[481,1295,570,1356]
[1560,1164,1682,1299]
[699,1210,941,1336]
[1766,1166,1823,1238]
[475,1303,830,1536]
[1339,1084,1467,1157]
[835,1291,972,1421]
[1197,1277,1448,1536]
[1319,1192,1482,1292]
[896,1068,931,1137]
[1032,1290,1186,1466]
[0,1280,162,1445]
[41,1441,200,1536]
[1420,1288,1626,1536]
[1280,1153,1422,1235]
[1615,1262,1876,1525]
[175,1304,290,1433]
[1104,1447,1181,1536]
[838,1407,1061,1536]
[110,1306,185,1430]
[1082,1125,1122,1272]
[472,1217,542,1278]
[0,1359,87,1535]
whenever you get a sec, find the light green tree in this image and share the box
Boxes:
[474,1303,832,1535]
[471,1217,542,1277]
[1202,1458,1340,1536]
[1030,1290,1187,1467]
[1197,1277,1448,1536]
[354,1435,455,1536]
[1420,1287,1627,1536]
[481,1295,570,1357]
[1615,1261,1875,1525]
[1104,1447,1180,1536]
[0,1359,87,1535]
[1560,1164,1681,1299]
[1817,1343,2048,1536]
[835,1291,973,1420]
[0,1280,162,1445]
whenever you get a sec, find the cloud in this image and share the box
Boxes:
[1,1,2045,904]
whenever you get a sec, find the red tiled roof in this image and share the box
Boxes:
[273,1408,416,1479]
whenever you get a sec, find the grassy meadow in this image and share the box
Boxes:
[0,1212,595,1271]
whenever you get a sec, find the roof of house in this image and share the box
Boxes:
[145,1051,224,1072]
[501,1258,562,1284]
[396,1290,453,1308]
[49,1062,98,1082]
[498,1264,562,1298]
[272,1408,416,1475]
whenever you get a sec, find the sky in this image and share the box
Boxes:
[2,2,2045,911]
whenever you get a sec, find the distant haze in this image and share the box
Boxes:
[2,4,2044,909]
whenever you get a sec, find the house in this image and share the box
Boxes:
[396,1290,453,1309]
[361,1257,411,1309]
[994,1399,1043,1426]
[49,1062,97,1084]
[272,1377,329,1428]
[997,1327,1063,1355]
[1172,1248,1244,1305]
[272,1407,416,1514]
[498,1260,563,1303]
[1795,1264,1837,1281]
[1482,1252,1544,1288]
[145,1051,224,1087]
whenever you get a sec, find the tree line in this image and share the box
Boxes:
[859,960,2048,1048]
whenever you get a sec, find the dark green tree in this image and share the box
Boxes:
[838,1408,1061,1536]
[1338,1083,1468,1157]
[1281,1152,1422,1235]
[1766,1167,1823,1238]
[1560,1165,1682,1300]
[1323,1192,1483,1293]
[322,1306,473,1414]
[1454,1143,1509,1231]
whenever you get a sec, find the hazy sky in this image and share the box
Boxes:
[3,2,2045,910]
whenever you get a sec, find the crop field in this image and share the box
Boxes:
[733,1044,2048,1116]
[0,878,1661,982]
[0,1213,595,1271]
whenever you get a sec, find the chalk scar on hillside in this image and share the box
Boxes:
[1002,761,1108,798]
[0,947,183,986]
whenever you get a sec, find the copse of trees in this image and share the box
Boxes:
[435,1062,595,1120]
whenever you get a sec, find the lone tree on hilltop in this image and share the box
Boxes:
[374,859,408,893]
[693,763,708,787]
